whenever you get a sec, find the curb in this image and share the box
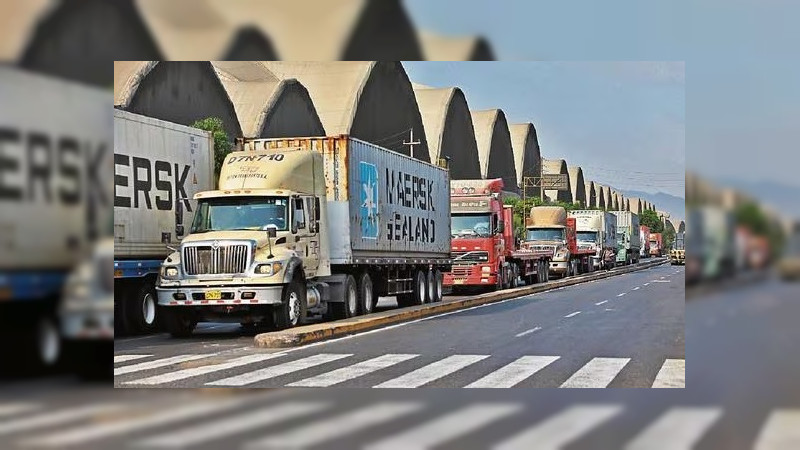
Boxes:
[254,258,669,348]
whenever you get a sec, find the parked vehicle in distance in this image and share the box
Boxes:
[689,206,736,282]
[670,232,685,265]
[114,110,215,335]
[640,225,651,259]
[778,221,800,281]
[156,136,452,337]
[568,210,617,270]
[649,232,663,257]
[445,179,551,291]
[610,211,641,266]
[524,206,595,278]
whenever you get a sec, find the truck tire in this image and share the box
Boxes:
[276,279,308,329]
[162,307,196,338]
[357,272,375,315]
[428,269,443,302]
[399,269,427,306]
[331,275,358,319]
[510,264,519,288]
[35,315,61,369]
[126,283,159,334]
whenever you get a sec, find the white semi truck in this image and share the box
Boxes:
[156,136,452,337]
[568,210,618,270]
[611,211,641,265]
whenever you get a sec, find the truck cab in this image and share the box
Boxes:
[524,206,579,277]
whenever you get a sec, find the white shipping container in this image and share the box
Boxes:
[611,211,641,249]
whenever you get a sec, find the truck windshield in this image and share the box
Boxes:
[576,231,598,242]
[451,214,492,237]
[191,197,289,233]
[526,228,565,241]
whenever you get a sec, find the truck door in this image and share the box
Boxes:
[291,196,320,277]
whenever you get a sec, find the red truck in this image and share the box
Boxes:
[649,232,663,257]
[640,225,651,258]
[445,179,552,291]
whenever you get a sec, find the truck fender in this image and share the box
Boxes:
[282,257,305,284]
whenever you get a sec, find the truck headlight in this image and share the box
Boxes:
[481,265,491,273]
[161,266,179,279]
[555,248,568,259]
[256,262,283,276]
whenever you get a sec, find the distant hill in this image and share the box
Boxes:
[618,189,685,222]
[714,178,800,220]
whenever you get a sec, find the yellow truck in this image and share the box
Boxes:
[156,136,452,337]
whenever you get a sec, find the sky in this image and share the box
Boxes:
[403,62,686,198]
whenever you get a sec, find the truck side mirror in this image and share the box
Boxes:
[265,225,278,238]
[497,220,505,234]
[176,224,185,237]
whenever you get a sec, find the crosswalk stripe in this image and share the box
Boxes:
[652,359,685,388]
[625,407,722,449]
[114,354,153,364]
[754,409,800,450]
[134,402,328,448]
[124,353,285,386]
[560,357,630,388]
[465,356,560,388]
[373,355,489,388]
[19,397,255,447]
[0,403,124,436]
[365,403,522,450]
[287,354,418,387]
[245,402,423,449]
[493,404,623,450]
[206,354,352,387]
[0,403,40,419]
[114,354,216,376]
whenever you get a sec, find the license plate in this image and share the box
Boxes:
[454,280,465,285]
[205,290,222,300]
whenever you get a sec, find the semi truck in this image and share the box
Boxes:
[640,225,651,259]
[113,110,215,335]
[649,232,664,257]
[567,210,617,270]
[445,179,551,291]
[156,136,452,337]
[524,206,595,277]
[0,68,112,369]
[670,231,685,265]
[687,206,736,283]
[611,211,641,265]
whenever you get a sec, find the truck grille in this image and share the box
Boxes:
[183,243,250,275]
[451,266,473,277]
[452,251,489,262]
[529,245,556,255]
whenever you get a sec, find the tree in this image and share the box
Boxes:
[191,117,232,176]
[639,209,664,233]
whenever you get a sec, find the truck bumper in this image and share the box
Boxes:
[443,271,497,287]
[156,285,284,306]
[549,261,569,275]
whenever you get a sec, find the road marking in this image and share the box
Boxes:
[652,359,685,388]
[19,397,255,447]
[560,357,631,388]
[134,402,328,448]
[652,280,671,283]
[114,354,216,376]
[114,354,152,364]
[493,404,623,450]
[0,403,124,436]
[564,311,581,318]
[617,293,627,297]
[755,409,800,450]
[366,403,522,450]
[124,353,285,386]
[515,327,542,338]
[206,354,352,387]
[246,402,422,449]
[373,355,489,388]
[465,356,560,388]
[644,283,650,286]
[595,300,608,306]
[0,403,39,419]
[632,286,640,291]
[287,354,418,387]
[625,407,722,450]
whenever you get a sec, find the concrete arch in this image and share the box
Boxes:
[417,31,495,61]
[542,159,572,203]
[629,198,643,215]
[263,61,430,162]
[412,86,481,178]
[114,61,242,141]
[212,62,324,138]
[585,181,598,208]
[222,26,278,60]
[568,166,587,207]
[679,221,686,234]
[471,109,518,193]
[610,191,621,211]
[596,184,611,210]
[509,123,542,194]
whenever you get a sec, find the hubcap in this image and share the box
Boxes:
[365,279,373,312]
[142,293,156,325]
[288,291,300,325]
[348,284,357,314]
[38,318,59,366]
[418,273,426,303]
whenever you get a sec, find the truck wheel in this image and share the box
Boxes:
[276,279,308,329]
[414,269,428,304]
[357,272,375,315]
[428,269,443,302]
[162,308,196,338]
[35,315,61,368]
[127,283,158,334]
[331,275,358,319]
[510,264,519,288]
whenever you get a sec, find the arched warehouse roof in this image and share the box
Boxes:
[471,109,518,193]
[629,198,644,215]
[263,61,430,162]
[595,184,610,210]
[114,61,242,142]
[417,31,495,61]
[585,181,598,208]
[509,123,542,195]
[542,159,572,203]
[412,85,481,179]
[212,61,324,138]
[568,166,587,206]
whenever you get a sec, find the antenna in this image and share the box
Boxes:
[403,129,420,159]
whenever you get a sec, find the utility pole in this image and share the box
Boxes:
[403,129,420,159]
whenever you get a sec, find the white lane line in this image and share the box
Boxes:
[632,287,640,291]
[134,402,329,448]
[114,354,153,364]
[595,300,608,306]
[617,293,627,297]
[286,354,418,388]
[560,357,631,388]
[206,354,352,387]
[366,403,522,450]
[246,402,422,449]
[515,327,542,338]
[0,403,40,419]
[754,409,800,450]
[373,355,489,388]
[564,311,581,318]
[124,353,285,386]
[652,359,685,388]
[114,354,216,376]
[465,356,560,388]
[644,283,650,286]
[625,407,722,450]
[652,280,671,283]
[493,404,623,450]
[19,398,255,447]
[0,404,124,436]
